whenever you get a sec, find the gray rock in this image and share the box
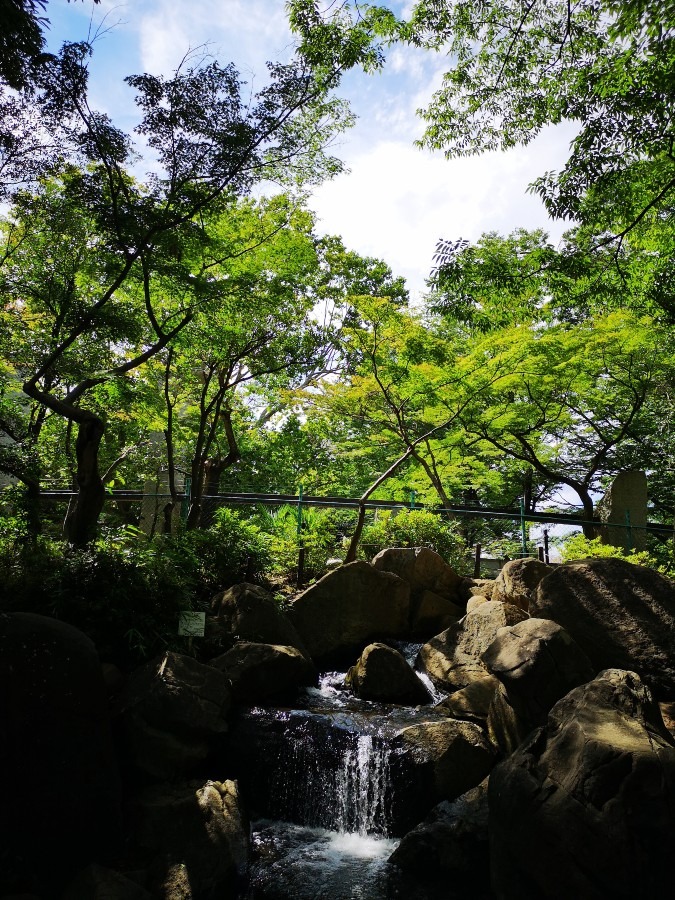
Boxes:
[211,582,308,656]
[210,642,316,703]
[532,557,675,699]
[435,675,500,728]
[130,779,248,900]
[288,561,410,663]
[482,617,595,755]
[0,613,123,895]
[63,864,151,900]
[491,558,552,612]
[389,779,490,891]
[121,652,231,779]
[372,546,461,600]
[394,718,496,804]
[346,642,430,705]
[419,601,529,692]
[489,669,675,899]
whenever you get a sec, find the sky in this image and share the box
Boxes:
[44,0,577,298]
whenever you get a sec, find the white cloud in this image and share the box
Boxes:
[135,0,294,77]
[309,124,577,299]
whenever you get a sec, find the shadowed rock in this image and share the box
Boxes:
[288,561,411,664]
[346,642,431,705]
[419,601,529,692]
[489,669,675,899]
[121,652,231,779]
[482,617,594,755]
[210,642,317,704]
[532,558,675,699]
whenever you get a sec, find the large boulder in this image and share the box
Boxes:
[489,669,675,899]
[288,561,411,663]
[372,546,462,599]
[121,651,231,779]
[211,582,308,656]
[491,558,553,612]
[532,558,675,699]
[434,675,500,729]
[0,613,123,896]
[346,642,430,705]
[418,601,529,692]
[63,865,152,900]
[389,779,490,894]
[482,617,595,755]
[210,642,316,704]
[394,718,496,805]
[372,547,463,636]
[129,779,248,900]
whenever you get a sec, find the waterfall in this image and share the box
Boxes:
[255,712,394,837]
[336,734,392,836]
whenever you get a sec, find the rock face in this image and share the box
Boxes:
[130,779,248,900]
[389,779,490,894]
[210,642,316,703]
[346,642,430,705]
[489,669,675,899]
[372,546,462,599]
[121,652,231,779]
[211,582,308,655]
[63,865,152,900]
[482,617,595,755]
[288,561,411,663]
[419,601,529,692]
[394,719,496,805]
[532,558,675,699]
[372,547,463,636]
[491,558,552,612]
[435,675,500,729]
[0,613,123,896]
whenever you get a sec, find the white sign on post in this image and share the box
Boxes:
[178,611,206,637]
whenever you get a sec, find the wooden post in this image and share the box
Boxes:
[543,529,550,564]
[473,543,481,578]
[538,545,544,562]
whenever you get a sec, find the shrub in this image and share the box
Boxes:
[559,533,675,577]
[359,509,472,572]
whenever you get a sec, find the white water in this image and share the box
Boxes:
[336,734,392,836]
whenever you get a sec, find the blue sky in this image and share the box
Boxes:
[43,1,576,297]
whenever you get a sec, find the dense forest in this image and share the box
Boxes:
[0,0,673,660]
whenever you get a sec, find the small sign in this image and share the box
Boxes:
[178,611,206,637]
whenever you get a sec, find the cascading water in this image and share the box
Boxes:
[336,734,391,836]
[236,645,447,898]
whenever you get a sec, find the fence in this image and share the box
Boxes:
[35,486,672,581]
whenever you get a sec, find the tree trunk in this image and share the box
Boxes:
[344,503,367,564]
[63,415,106,546]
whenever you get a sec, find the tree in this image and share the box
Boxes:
[287,1,675,240]
[0,34,357,544]
[457,311,671,534]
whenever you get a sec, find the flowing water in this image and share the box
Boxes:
[241,648,449,899]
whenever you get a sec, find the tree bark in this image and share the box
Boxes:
[63,415,106,546]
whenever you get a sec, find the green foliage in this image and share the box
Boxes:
[0,509,271,667]
[359,509,472,572]
[559,533,675,578]
[250,504,350,581]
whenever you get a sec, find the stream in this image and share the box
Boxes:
[233,658,456,899]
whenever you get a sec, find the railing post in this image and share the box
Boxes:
[297,485,304,586]
[543,528,550,564]
[474,543,481,578]
[519,496,528,557]
[181,475,191,524]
